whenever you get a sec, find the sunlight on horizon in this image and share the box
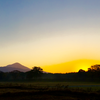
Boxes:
[0,1,100,73]
[0,59,100,73]
[42,59,100,73]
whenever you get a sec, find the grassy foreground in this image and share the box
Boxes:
[0,82,100,100]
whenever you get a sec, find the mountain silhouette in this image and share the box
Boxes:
[0,63,31,72]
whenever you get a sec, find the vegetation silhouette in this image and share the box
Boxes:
[0,65,100,99]
[26,66,43,79]
[0,64,100,82]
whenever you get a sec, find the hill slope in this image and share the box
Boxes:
[0,63,31,72]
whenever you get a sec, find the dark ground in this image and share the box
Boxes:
[0,89,100,100]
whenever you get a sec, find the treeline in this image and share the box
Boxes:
[0,65,100,82]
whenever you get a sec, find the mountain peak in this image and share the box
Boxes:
[7,62,27,68]
[11,62,23,66]
[13,62,20,65]
[0,63,31,72]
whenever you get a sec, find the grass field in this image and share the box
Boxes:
[0,81,100,100]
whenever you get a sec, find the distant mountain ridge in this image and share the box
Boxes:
[0,63,31,72]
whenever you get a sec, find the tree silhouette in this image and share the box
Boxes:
[26,66,43,79]
[87,65,100,81]
[91,64,100,71]
[78,69,85,73]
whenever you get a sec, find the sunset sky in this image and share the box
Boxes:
[0,0,100,73]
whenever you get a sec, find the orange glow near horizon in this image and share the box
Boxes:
[42,59,100,73]
[1,59,100,73]
[0,1,100,74]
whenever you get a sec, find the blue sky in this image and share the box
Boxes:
[0,0,100,70]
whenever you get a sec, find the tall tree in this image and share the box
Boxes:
[26,66,43,79]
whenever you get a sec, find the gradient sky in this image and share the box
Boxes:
[0,0,100,72]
